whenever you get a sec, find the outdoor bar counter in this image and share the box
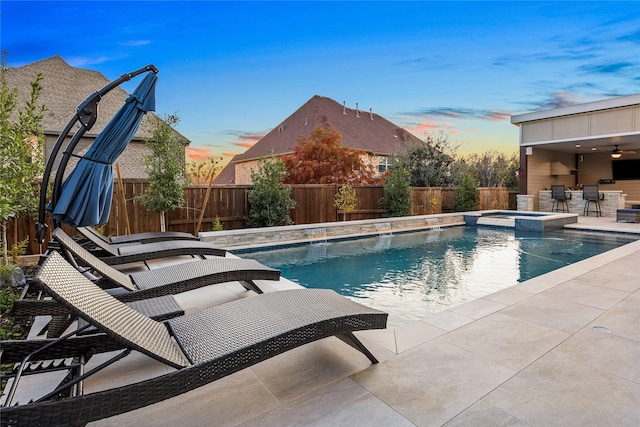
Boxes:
[538,189,625,217]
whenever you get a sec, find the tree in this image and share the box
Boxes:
[137,113,189,232]
[0,53,45,265]
[334,184,357,221]
[453,172,479,212]
[464,151,519,188]
[397,131,459,187]
[247,155,296,227]
[186,156,223,185]
[282,125,378,184]
[380,163,413,217]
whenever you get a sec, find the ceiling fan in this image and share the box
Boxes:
[611,145,636,159]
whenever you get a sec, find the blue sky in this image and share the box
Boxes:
[2,1,639,166]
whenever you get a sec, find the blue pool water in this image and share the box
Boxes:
[238,227,637,326]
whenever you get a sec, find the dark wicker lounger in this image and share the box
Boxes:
[12,229,279,321]
[1,252,387,427]
[69,227,226,265]
[77,225,199,245]
[57,228,278,299]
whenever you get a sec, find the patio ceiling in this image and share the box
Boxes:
[521,133,640,155]
[512,94,640,156]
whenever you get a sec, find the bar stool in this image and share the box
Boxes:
[551,185,571,212]
[583,185,603,217]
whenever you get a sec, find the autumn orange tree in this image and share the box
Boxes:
[282,125,379,184]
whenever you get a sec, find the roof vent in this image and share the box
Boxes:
[356,102,360,118]
[305,118,308,126]
[343,101,347,115]
[370,108,373,120]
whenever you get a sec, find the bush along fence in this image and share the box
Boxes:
[9,180,514,255]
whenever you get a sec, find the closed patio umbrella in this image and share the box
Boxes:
[52,72,158,228]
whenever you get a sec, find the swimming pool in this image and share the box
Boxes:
[237,227,637,327]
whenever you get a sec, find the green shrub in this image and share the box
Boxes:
[247,156,296,227]
[211,216,224,231]
[380,164,413,217]
[453,172,479,212]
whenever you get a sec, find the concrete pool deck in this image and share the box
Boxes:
[8,217,640,426]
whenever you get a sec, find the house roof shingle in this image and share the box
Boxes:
[215,95,423,183]
[5,55,188,143]
[233,95,421,162]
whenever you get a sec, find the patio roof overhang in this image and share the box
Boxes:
[511,94,640,156]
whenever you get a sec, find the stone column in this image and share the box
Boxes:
[517,194,534,212]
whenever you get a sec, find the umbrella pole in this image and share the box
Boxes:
[115,163,131,235]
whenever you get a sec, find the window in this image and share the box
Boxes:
[378,156,393,173]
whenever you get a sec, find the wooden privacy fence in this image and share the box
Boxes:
[8,182,512,255]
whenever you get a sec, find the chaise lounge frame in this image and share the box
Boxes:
[57,228,276,300]
[12,228,279,321]
[76,225,199,245]
[1,252,387,427]
[72,226,226,265]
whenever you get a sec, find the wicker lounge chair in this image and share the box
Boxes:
[1,252,387,427]
[56,228,277,298]
[68,227,226,265]
[77,225,199,245]
[12,229,279,327]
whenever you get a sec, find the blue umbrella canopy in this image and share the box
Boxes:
[52,72,158,227]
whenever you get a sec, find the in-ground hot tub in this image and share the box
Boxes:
[464,210,578,232]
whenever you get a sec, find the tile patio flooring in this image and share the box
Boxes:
[13,217,640,426]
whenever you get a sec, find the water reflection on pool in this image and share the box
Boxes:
[237,227,637,327]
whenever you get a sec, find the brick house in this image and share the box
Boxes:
[215,95,424,184]
[5,55,189,179]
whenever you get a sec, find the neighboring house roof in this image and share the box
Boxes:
[215,95,422,183]
[5,55,189,143]
[213,161,237,184]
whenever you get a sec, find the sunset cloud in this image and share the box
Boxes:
[223,131,265,149]
[404,118,458,137]
[233,141,256,149]
[7,0,637,164]
[185,146,212,161]
[403,107,513,122]
[239,133,264,143]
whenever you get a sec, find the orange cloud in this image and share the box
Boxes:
[409,120,460,137]
[239,133,263,143]
[411,122,440,134]
[221,151,238,158]
[233,141,256,149]
[185,146,212,161]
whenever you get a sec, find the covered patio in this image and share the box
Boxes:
[511,94,640,213]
